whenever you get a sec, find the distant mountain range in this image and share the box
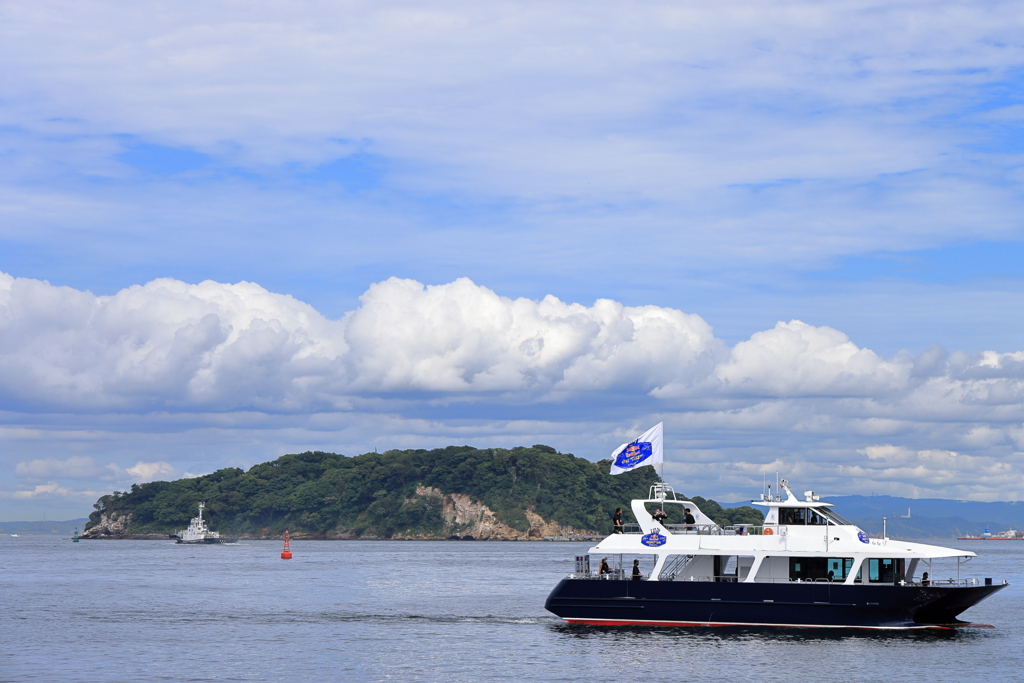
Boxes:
[725,495,1024,539]
[0,519,89,535]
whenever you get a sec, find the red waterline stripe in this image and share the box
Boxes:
[563,618,952,631]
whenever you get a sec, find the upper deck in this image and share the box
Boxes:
[591,481,975,563]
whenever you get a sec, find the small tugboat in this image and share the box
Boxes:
[545,480,1008,629]
[176,502,237,544]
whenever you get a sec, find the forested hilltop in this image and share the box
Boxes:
[83,445,763,539]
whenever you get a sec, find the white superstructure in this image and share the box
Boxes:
[176,502,224,544]
[589,480,979,585]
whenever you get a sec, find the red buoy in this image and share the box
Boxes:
[281,530,292,560]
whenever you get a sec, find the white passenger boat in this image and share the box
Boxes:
[176,502,237,544]
[545,480,1007,629]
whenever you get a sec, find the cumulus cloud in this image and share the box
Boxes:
[714,321,911,397]
[343,277,722,395]
[3,272,1024,505]
[122,461,176,483]
[0,273,724,408]
[0,272,345,411]
[3,271,1024,415]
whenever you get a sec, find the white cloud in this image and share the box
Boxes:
[2,271,1024,416]
[3,272,1024,504]
[841,444,1023,499]
[13,454,178,485]
[3,1,1024,268]
[342,277,722,395]
[0,273,722,407]
[0,272,345,411]
[14,456,104,479]
[715,321,912,397]
[2,482,102,500]
[123,461,175,483]
[5,2,1024,514]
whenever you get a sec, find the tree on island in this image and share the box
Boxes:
[85,445,763,538]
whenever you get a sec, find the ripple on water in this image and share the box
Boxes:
[2,538,1022,682]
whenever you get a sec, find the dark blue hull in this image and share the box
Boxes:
[545,579,1005,629]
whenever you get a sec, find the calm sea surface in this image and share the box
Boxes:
[3,535,1023,682]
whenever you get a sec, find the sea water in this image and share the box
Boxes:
[2,535,1023,682]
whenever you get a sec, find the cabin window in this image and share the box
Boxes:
[819,508,853,526]
[714,555,738,582]
[807,509,829,526]
[790,557,853,581]
[782,507,830,526]
[779,508,807,525]
[827,558,854,580]
[867,558,905,584]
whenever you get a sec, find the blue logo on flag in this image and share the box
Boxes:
[857,531,870,544]
[641,531,666,547]
[614,441,653,469]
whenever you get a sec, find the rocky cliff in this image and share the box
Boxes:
[385,485,595,540]
[80,511,133,539]
[277,485,598,540]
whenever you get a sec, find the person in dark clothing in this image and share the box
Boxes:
[921,572,930,586]
[684,508,696,528]
[612,507,624,534]
[599,557,613,576]
[632,559,643,581]
[652,508,668,524]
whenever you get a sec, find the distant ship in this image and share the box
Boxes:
[957,528,1024,541]
[176,502,237,544]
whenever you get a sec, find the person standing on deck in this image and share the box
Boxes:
[612,508,624,534]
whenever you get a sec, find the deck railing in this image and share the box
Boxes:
[620,523,768,536]
[567,572,1004,586]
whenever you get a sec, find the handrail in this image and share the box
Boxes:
[568,571,996,586]
[620,524,775,536]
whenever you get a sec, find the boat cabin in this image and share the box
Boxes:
[577,481,994,589]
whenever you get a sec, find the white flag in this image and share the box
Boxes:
[609,422,663,475]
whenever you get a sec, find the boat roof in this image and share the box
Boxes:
[750,484,835,508]
[591,480,975,560]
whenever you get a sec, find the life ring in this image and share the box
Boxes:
[764,528,774,535]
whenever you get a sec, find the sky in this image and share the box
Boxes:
[3,0,1024,520]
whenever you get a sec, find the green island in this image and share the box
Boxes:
[82,445,764,539]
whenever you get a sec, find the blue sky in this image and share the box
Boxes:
[3,0,1024,520]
